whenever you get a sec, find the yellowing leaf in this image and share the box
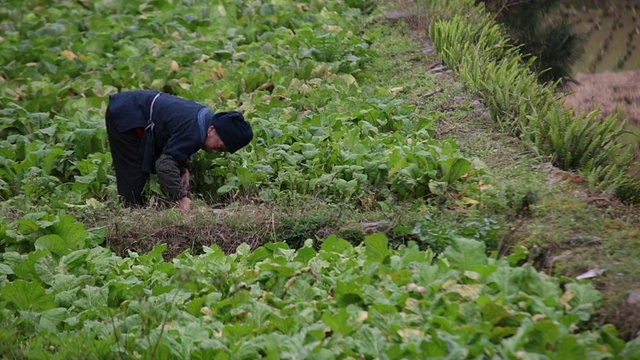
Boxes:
[201,307,213,315]
[210,66,225,80]
[169,60,180,73]
[397,328,424,339]
[340,74,357,85]
[456,284,481,300]
[560,290,576,310]
[60,50,77,61]
[441,279,457,290]
[463,270,481,281]
[258,80,273,91]
[532,314,546,322]
[151,79,164,88]
[461,197,479,205]
[388,86,403,94]
[298,84,310,94]
[356,311,368,323]
[195,54,211,63]
[479,181,494,191]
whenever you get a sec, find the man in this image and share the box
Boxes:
[105,90,253,211]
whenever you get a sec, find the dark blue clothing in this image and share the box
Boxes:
[106,90,211,204]
[107,90,210,171]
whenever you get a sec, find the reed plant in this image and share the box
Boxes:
[427,4,636,197]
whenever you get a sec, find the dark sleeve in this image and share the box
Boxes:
[162,123,202,163]
[156,154,188,201]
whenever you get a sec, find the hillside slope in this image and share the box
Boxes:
[378,4,640,340]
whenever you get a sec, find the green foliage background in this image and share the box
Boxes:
[0,0,639,357]
[0,0,472,211]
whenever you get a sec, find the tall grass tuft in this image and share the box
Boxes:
[426,2,636,198]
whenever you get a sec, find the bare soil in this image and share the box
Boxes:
[564,70,640,128]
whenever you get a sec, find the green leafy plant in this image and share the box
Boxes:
[1,233,636,358]
[0,213,103,254]
[1,0,639,356]
[411,214,502,254]
[0,0,473,209]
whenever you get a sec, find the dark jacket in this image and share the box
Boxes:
[107,90,209,200]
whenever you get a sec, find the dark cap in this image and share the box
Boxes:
[210,111,253,153]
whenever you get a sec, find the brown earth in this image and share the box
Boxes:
[564,70,640,128]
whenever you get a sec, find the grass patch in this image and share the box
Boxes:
[103,195,430,259]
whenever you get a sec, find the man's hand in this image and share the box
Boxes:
[177,196,192,211]
[180,169,190,191]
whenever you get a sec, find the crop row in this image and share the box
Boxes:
[0,0,471,212]
[2,220,636,358]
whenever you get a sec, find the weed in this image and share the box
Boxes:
[277,215,335,249]
[337,226,366,245]
[615,179,640,204]
[411,214,502,254]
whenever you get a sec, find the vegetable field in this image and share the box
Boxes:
[0,0,471,208]
[1,0,639,358]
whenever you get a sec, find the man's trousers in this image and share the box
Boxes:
[105,113,149,206]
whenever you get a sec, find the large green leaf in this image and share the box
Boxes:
[74,286,108,311]
[564,282,601,321]
[322,308,353,336]
[49,216,88,250]
[12,250,49,282]
[556,335,587,360]
[320,235,354,254]
[38,308,68,334]
[443,237,487,271]
[354,325,388,358]
[438,157,472,184]
[34,234,70,257]
[364,233,389,263]
[1,279,55,312]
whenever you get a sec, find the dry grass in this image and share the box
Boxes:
[564,70,640,128]
[101,198,421,260]
[104,206,266,259]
